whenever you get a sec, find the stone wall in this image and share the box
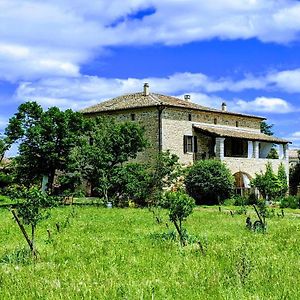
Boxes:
[162,117,194,165]
[161,106,261,165]
[162,107,261,131]
[222,157,289,179]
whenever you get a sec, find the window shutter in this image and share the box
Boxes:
[183,135,187,153]
[193,136,198,153]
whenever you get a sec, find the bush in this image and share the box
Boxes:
[185,160,234,205]
[279,196,300,209]
[225,193,258,206]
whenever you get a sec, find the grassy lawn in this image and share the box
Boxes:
[0,205,299,299]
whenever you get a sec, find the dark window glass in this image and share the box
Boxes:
[214,118,217,125]
[236,121,239,127]
[188,113,192,121]
[131,113,135,121]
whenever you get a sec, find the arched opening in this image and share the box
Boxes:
[233,172,252,196]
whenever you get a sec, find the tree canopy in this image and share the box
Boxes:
[66,117,147,198]
[5,102,86,190]
[260,121,274,136]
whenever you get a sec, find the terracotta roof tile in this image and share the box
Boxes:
[81,92,265,120]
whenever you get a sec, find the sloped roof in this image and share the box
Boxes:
[193,124,289,144]
[81,92,265,120]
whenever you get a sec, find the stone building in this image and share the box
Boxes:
[82,83,290,193]
[288,149,299,168]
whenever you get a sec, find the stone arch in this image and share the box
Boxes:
[233,172,252,196]
[234,171,252,188]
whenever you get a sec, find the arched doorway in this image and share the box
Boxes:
[233,172,252,196]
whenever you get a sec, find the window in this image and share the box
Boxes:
[188,113,192,121]
[184,135,198,153]
[236,121,239,127]
[131,113,135,121]
[214,118,217,125]
[232,140,244,157]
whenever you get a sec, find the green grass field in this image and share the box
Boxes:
[0,205,299,299]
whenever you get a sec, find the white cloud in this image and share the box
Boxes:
[2,1,300,82]
[286,131,300,148]
[13,73,236,110]
[234,96,295,113]
[266,69,300,93]
[291,131,300,139]
[14,73,297,115]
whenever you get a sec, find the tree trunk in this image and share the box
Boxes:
[47,169,56,194]
[31,224,37,258]
[11,210,33,251]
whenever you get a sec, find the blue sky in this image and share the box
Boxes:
[1,0,300,156]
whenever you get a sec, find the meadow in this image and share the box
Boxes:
[0,205,299,299]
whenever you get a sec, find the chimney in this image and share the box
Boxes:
[184,94,191,101]
[143,83,150,96]
[221,102,227,112]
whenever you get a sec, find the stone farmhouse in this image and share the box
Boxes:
[289,149,299,169]
[82,83,290,193]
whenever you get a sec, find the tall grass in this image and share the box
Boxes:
[0,206,299,299]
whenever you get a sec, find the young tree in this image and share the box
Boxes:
[185,160,234,205]
[277,163,288,197]
[10,187,54,257]
[162,190,195,246]
[251,162,286,200]
[5,102,85,192]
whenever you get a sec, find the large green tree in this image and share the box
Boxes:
[69,117,147,198]
[5,102,85,191]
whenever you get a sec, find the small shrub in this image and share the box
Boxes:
[229,194,258,206]
[280,196,300,209]
[233,196,248,206]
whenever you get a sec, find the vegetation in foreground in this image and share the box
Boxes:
[0,206,299,300]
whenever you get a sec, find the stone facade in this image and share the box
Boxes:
[222,157,289,179]
[83,93,289,188]
[163,107,261,130]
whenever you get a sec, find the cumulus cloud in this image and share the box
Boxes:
[234,96,295,113]
[2,1,300,82]
[13,73,240,110]
[13,72,297,115]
